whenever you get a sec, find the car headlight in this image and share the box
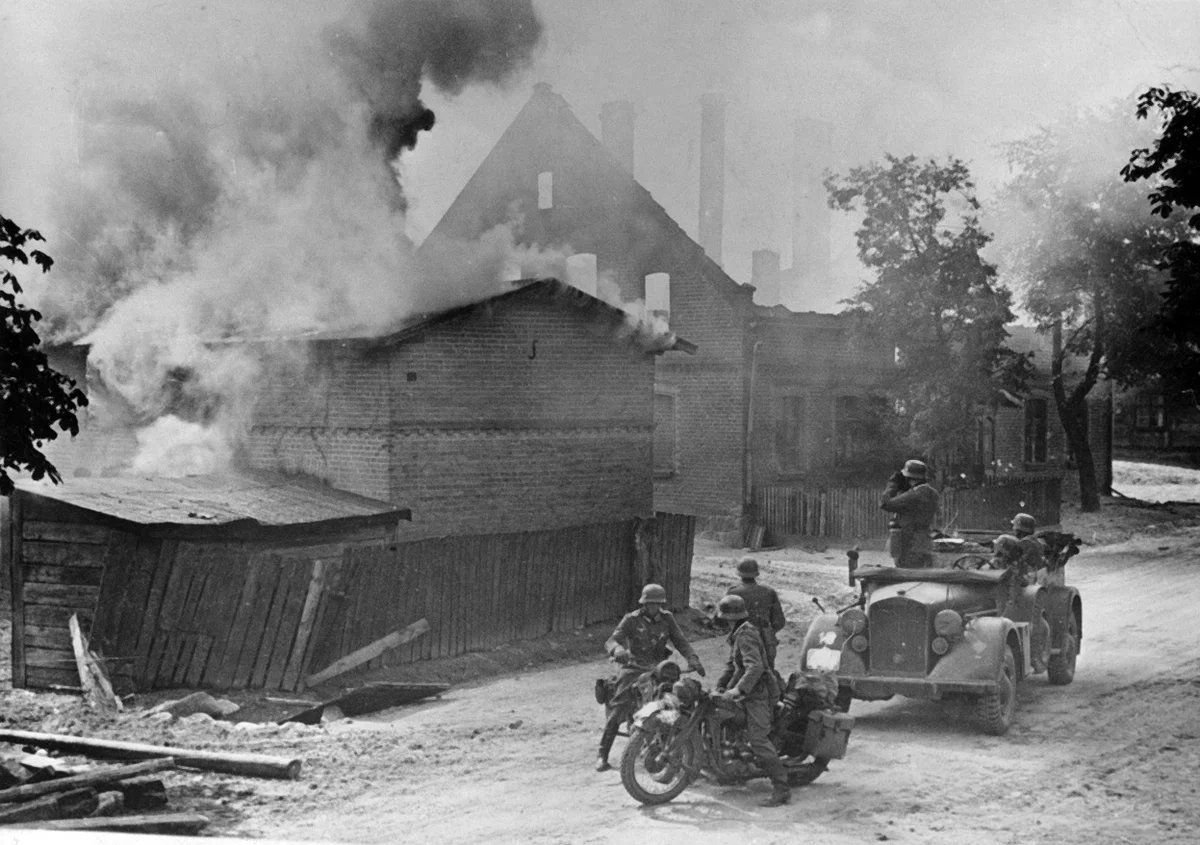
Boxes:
[849,634,869,653]
[839,607,868,636]
[931,636,950,655]
[934,609,964,638]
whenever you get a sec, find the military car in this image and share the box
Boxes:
[800,533,1082,735]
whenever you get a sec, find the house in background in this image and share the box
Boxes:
[1112,385,1200,466]
[420,83,896,539]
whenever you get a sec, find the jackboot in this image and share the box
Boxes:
[759,784,791,807]
[594,756,612,772]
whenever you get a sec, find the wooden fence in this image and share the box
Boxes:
[8,500,694,693]
[753,475,1062,542]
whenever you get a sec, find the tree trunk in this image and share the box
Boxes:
[1061,400,1101,512]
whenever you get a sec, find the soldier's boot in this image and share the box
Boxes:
[759,784,791,807]
[594,755,612,772]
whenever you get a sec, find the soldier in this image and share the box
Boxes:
[726,557,785,670]
[595,583,705,772]
[714,594,790,807]
[880,459,940,568]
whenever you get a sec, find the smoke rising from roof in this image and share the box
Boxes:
[7,0,544,477]
[326,0,543,165]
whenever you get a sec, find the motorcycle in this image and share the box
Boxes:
[619,670,854,805]
[595,658,693,741]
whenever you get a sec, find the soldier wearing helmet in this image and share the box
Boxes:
[725,557,785,670]
[714,594,790,807]
[1009,512,1047,576]
[880,459,940,568]
[595,583,705,772]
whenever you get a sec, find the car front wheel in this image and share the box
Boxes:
[976,646,1017,735]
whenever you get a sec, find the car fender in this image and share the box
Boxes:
[800,613,855,673]
[1042,585,1082,650]
[928,616,1021,684]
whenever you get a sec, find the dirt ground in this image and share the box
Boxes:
[2,484,1200,843]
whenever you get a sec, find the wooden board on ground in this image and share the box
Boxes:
[279,681,451,725]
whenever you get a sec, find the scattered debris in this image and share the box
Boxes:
[69,614,123,713]
[280,681,451,726]
[303,618,430,688]
[0,730,302,780]
[143,692,240,721]
[0,758,178,829]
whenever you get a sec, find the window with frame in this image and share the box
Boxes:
[777,393,806,471]
[653,391,676,476]
[1024,397,1048,464]
[834,394,883,463]
[1134,393,1166,430]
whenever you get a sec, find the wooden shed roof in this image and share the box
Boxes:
[13,472,409,535]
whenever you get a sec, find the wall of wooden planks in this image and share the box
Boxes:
[6,496,695,693]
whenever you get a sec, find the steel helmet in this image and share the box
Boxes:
[1011,513,1036,534]
[736,557,759,577]
[638,583,667,605]
[901,459,928,480]
[717,594,749,620]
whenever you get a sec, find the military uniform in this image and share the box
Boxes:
[716,620,788,800]
[597,606,699,767]
[726,581,785,669]
[880,482,940,568]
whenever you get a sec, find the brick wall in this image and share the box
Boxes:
[246,287,658,536]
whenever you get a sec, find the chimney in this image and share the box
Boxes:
[600,100,636,174]
[698,93,726,265]
[645,272,670,323]
[790,116,833,304]
[566,253,598,296]
[751,249,781,306]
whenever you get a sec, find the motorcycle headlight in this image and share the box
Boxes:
[934,609,964,638]
[839,607,868,636]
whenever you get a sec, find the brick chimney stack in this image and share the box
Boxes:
[600,100,636,174]
[698,93,726,266]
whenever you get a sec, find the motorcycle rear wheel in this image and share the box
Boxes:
[620,727,693,805]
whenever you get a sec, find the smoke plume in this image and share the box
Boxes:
[28,1,544,476]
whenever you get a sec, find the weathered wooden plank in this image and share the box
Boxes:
[21,521,112,544]
[22,583,99,609]
[279,559,323,690]
[208,550,262,689]
[23,665,83,689]
[8,495,26,687]
[127,538,176,688]
[21,563,105,587]
[182,636,214,689]
[249,556,291,689]
[20,541,107,568]
[263,562,309,690]
[304,618,430,687]
[229,554,280,689]
[23,625,72,651]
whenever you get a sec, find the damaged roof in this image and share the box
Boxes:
[13,471,409,538]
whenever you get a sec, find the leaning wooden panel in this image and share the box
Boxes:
[263,561,311,690]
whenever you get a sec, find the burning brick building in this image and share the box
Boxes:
[420,83,900,536]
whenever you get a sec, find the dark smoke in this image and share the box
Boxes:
[325,0,544,161]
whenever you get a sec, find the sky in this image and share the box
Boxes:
[3,0,1199,318]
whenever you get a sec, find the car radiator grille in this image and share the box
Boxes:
[869,597,928,675]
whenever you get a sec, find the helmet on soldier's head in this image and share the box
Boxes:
[1011,513,1036,535]
[736,557,759,577]
[717,594,749,620]
[901,459,928,480]
[638,583,667,605]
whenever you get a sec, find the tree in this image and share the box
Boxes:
[826,155,1029,480]
[994,100,1188,511]
[1,214,89,495]
[1122,86,1200,393]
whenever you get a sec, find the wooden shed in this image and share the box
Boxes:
[3,472,409,693]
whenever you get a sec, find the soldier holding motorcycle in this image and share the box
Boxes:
[595,583,705,772]
[714,594,791,807]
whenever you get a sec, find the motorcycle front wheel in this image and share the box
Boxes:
[619,727,693,805]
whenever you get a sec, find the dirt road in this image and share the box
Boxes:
[227,523,1200,844]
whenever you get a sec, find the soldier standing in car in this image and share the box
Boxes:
[714,594,791,807]
[880,459,940,568]
[726,557,786,670]
[595,583,705,772]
